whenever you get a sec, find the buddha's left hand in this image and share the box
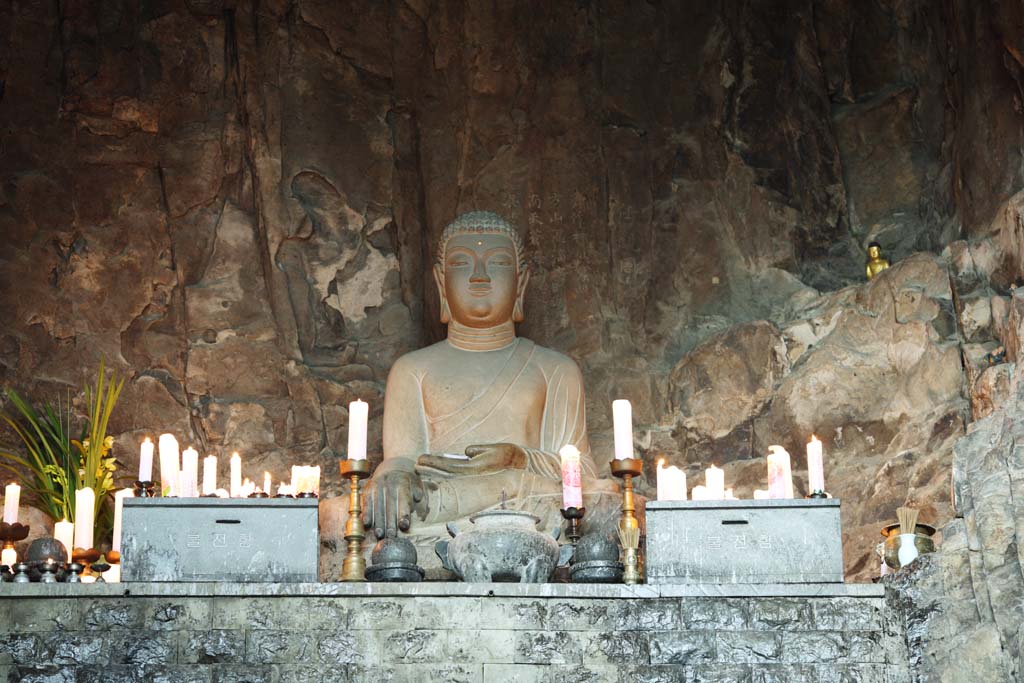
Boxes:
[416,442,528,476]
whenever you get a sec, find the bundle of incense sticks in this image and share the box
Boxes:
[618,525,640,551]
[897,506,919,535]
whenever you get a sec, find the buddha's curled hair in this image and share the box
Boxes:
[437,211,527,272]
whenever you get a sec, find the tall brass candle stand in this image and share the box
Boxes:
[610,457,643,584]
[339,458,371,582]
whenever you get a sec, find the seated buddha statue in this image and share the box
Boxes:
[360,211,620,570]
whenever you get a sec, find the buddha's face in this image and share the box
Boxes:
[868,245,881,259]
[436,232,525,328]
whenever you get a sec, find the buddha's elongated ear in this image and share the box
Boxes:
[433,263,451,324]
[513,265,531,323]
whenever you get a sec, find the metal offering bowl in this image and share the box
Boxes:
[883,532,936,570]
[436,509,560,583]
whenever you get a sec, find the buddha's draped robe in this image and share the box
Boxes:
[382,338,616,531]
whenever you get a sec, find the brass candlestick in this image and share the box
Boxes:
[339,458,371,582]
[610,458,643,584]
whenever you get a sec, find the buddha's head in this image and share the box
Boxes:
[867,242,882,259]
[434,211,530,328]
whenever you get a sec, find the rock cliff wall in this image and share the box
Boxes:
[1,0,1023,578]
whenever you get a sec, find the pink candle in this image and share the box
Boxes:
[139,438,154,482]
[807,435,826,494]
[559,445,583,508]
[767,445,794,499]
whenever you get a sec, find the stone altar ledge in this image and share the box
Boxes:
[2,580,884,599]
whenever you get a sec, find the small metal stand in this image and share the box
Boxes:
[806,490,829,499]
[90,556,111,583]
[39,560,59,583]
[338,458,371,582]
[248,491,270,499]
[133,480,156,497]
[610,458,643,585]
[296,492,318,499]
[12,562,30,583]
[560,507,586,544]
[65,562,84,583]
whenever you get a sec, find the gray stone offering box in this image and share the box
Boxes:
[645,498,844,584]
[121,497,319,582]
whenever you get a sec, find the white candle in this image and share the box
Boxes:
[263,471,271,496]
[202,456,217,495]
[311,466,321,495]
[705,464,725,500]
[559,445,583,508]
[725,488,736,500]
[230,453,242,498]
[112,488,134,552]
[1,547,15,567]
[656,459,687,501]
[3,482,20,525]
[181,447,199,497]
[54,519,74,561]
[104,564,121,583]
[691,485,707,501]
[612,399,634,460]
[73,488,95,550]
[139,437,154,482]
[807,435,826,494]
[767,445,794,499]
[753,489,769,500]
[158,433,180,497]
[347,399,369,460]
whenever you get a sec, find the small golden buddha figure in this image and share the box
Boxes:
[866,242,890,280]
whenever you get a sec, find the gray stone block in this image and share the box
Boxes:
[716,631,782,663]
[0,634,41,665]
[583,630,648,664]
[349,663,482,683]
[315,630,368,666]
[681,598,750,630]
[11,667,76,683]
[749,599,813,629]
[278,667,350,683]
[381,629,446,663]
[83,600,144,630]
[244,630,315,664]
[447,628,516,662]
[182,630,246,664]
[513,630,583,664]
[41,632,107,665]
[108,631,179,666]
[210,665,275,683]
[813,598,884,631]
[611,599,680,631]
[145,599,214,631]
[0,600,80,633]
[615,665,690,683]
[648,630,716,665]
[689,663,753,682]
[780,631,848,663]
[478,598,547,630]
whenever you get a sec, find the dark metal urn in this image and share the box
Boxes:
[365,536,424,582]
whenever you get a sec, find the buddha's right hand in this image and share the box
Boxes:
[362,459,426,539]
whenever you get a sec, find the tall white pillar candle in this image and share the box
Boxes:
[181,447,199,497]
[202,456,217,495]
[347,399,369,460]
[612,399,634,460]
[54,519,74,561]
[691,485,707,501]
[158,434,180,497]
[73,488,95,550]
[263,471,271,495]
[656,459,687,501]
[767,445,794,499]
[559,445,583,508]
[230,453,242,498]
[807,435,826,494]
[139,437,154,482]
[112,488,134,552]
[705,464,725,500]
[3,483,20,524]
